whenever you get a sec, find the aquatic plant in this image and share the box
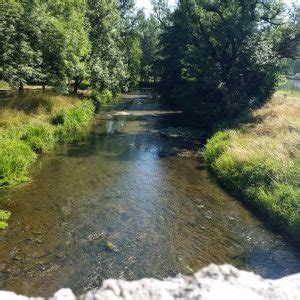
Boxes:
[0,210,11,229]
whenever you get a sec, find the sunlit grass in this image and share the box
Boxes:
[203,95,300,241]
[0,94,95,188]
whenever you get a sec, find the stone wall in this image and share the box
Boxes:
[1,264,300,300]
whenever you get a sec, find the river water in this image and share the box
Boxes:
[0,90,299,297]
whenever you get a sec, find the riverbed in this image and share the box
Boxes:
[0,90,299,297]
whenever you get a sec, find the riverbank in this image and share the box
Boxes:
[203,93,300,242]
[0,94,95,189]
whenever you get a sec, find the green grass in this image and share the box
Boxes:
[21,123,56,153]
[54,100,95,143]
[0,137,36,187]
[0,95,95,188]
[203,97,300,242]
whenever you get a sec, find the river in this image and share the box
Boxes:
[0,90,299,297]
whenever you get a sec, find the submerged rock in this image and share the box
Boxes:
[1,264,300,299]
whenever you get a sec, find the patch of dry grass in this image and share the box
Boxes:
[233,95,300,163]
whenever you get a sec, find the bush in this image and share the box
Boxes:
[21,123,56,153]
[91,89,113,110]
[55,100,95,143]
[0,136,36,187]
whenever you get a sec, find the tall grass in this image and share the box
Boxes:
[0,94,95,188]
[203,95,300,241]
[54,100,95,143]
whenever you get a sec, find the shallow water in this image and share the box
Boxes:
[0,90,300,297]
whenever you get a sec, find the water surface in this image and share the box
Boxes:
[0,90,300,297]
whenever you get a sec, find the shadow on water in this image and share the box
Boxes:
[0,89,300,297]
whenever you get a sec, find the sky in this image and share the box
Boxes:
[135,0,297,16]
[136,0,176,16]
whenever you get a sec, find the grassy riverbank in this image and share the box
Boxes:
[0,94,95,188]
[203,94,300,241]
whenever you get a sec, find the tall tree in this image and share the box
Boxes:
[157,0,297,124]
[42,0,91,93]
[0,0,44,91]
[140,14,160,83]
[88,0,128,94]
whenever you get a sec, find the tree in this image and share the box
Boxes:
[140,15,160,83]
[88,0,128,94]
[158,0,297,124]
[119,0,144,88]
[42,0,91,93]
[0,0,44,92]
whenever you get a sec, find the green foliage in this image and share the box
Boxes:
[0,0,44,88]
[0,210,11,230]
[203,130,300,241]
[140,15,160,83]
[88,0,128,93]
[91,89,113,109]
[21,123,56,153]
[202,131,229,165]
[0,94,95,188]
[157,0,297,124]
[0,136,36,187]
[55,100,95,143]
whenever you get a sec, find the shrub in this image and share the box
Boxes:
[0,136,36,187]
[91,89,113,110]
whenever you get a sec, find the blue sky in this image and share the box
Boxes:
[136,0,297,16]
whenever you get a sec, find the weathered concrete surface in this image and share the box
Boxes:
[1,264,300,300]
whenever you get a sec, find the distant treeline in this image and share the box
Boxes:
[155,0,298,125]
[0,0,160,94]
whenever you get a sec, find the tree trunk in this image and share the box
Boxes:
[73,77,83,94]
[74,82,79,94]
[19,82,24,93]
[42,83,46,93]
